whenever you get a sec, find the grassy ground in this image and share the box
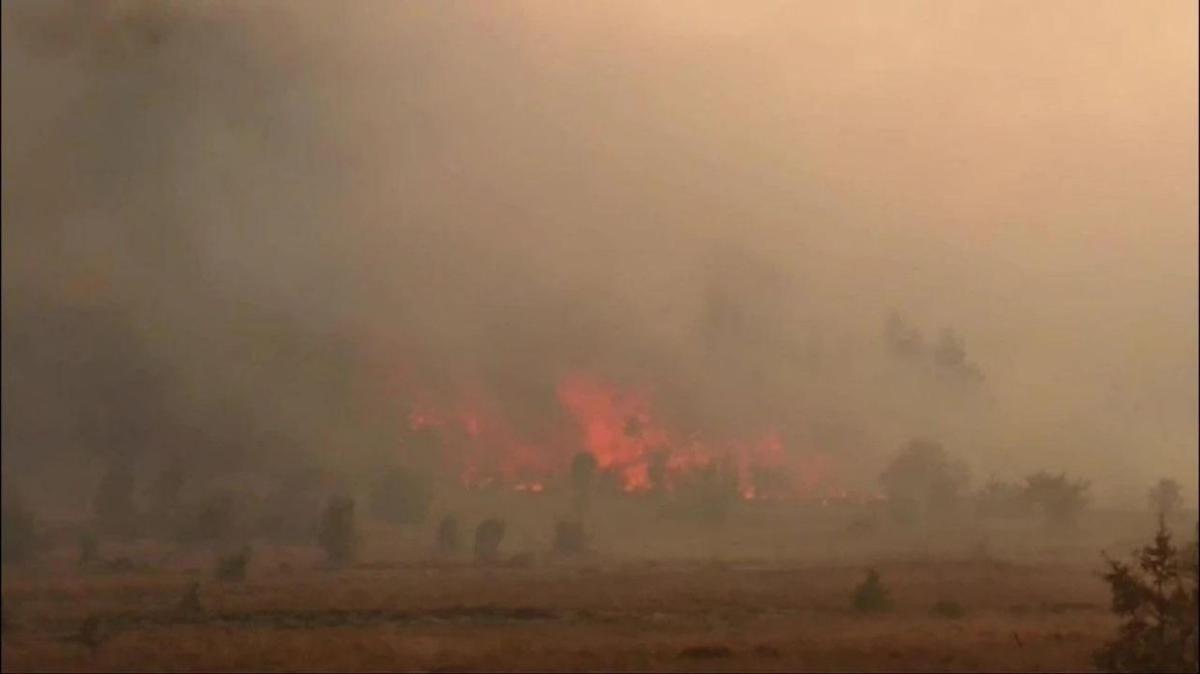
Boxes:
[6,494,1175,672]
[2,554,1116,672]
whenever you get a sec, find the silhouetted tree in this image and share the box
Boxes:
[1023,471,1089,529]
[933,328,984,383]
[879,439,969,525]
[1149,478,1184,523]
[1095,519,1198,672]
[975,479,1030,519]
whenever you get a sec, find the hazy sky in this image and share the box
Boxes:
[2,1,1196,506]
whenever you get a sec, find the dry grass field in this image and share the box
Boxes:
[3,499,1153,673]
[1,558,1116,673]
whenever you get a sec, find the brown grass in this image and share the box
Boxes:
[2,555,1115,672]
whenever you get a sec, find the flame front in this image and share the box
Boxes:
[392,368,845,500]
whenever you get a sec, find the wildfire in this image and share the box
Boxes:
[394,370,845,501]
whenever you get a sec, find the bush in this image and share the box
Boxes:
[474,518,506,564]
[318,495,358,566]
[1094,519,1198,673]
[851,568,893,613]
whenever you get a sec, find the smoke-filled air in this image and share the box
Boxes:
[2,2,1196,672]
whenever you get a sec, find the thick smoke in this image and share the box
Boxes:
[3,1,1196,511]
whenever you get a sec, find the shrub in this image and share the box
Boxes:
[851,568,893,613]
[1094,519,1198,673]
[318,495,358,566]
[474,518,506,564]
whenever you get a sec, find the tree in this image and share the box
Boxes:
[1023,471,1089,529]
[1095,519,1198,672]
[879,439,969,524]
[1149,479,1184,523]
[933,328,984,384]
[975,479,1029,519]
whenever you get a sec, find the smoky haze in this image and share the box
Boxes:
[2,1,1196,514]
